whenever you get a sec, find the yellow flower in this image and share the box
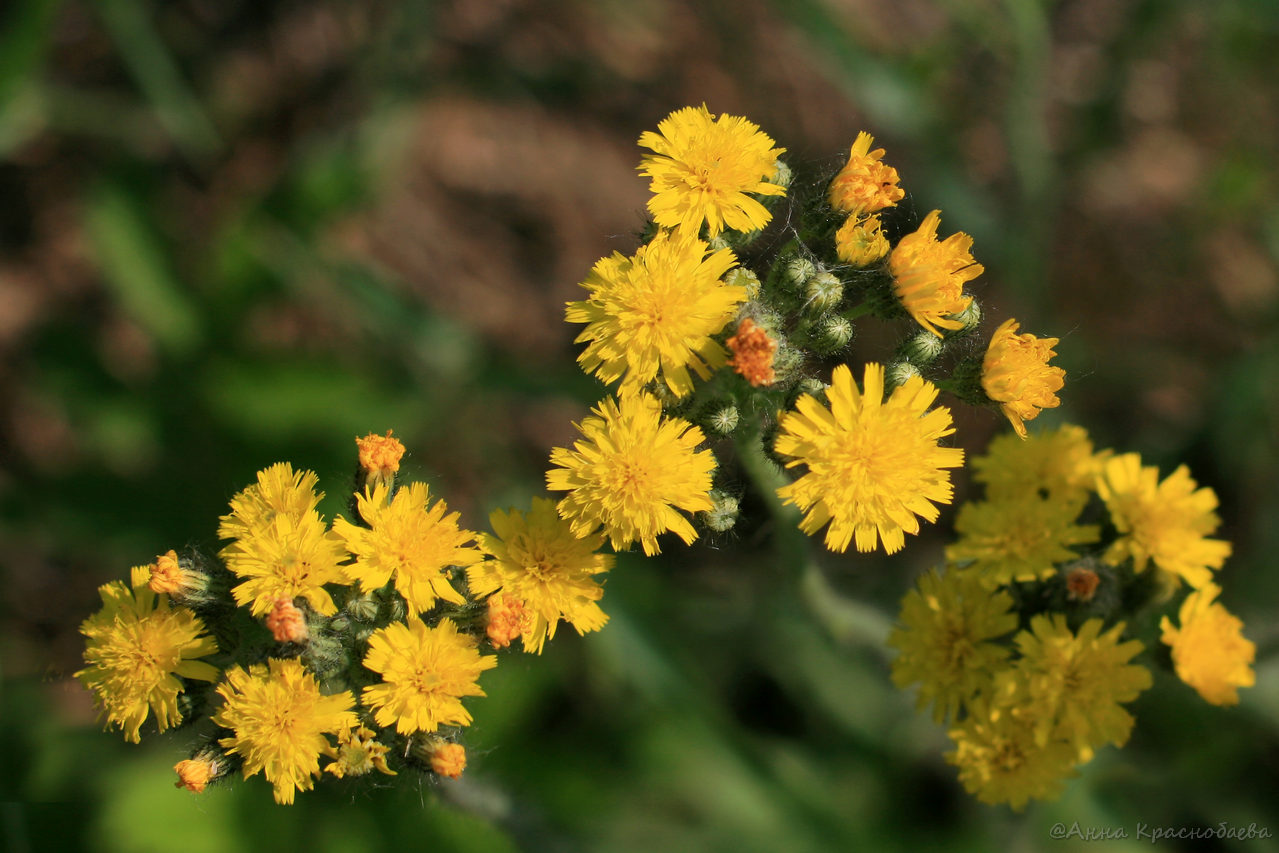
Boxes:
[827,131,905,215]
[1003,614,1151,762]
[888,210,981,337]
[946,698,1079,811]
[1095,453,1231,589]
[638,104,786,237]
[547,392,715,556]
[362,618,497,735]
[213,659,357,805]
[972,424,1101,512]
[566,231,744,397]
[981,319,1065,438]
[333,482,484,617]
[469,497,613,654]
[222,511,349,617]
[217,462,323,542]
[356,430,405,491]
[774,363,964,554]
[834,213,890,266]
[888,569,1018,723]
[76,565,220,743]
[323,725,396,778]
[1160,583,1255,706]
[946,496,1099,586]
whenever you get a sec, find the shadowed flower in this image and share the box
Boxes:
[946,698,1079,811]
[547,392,716,556]
[828,132,904,215]
[946,496,1099,586]
[77,566,220,743]
[333,482,484,616]
[362,618,497,735]
[889,569,1018,723]
[1160,583,1255,706]
[323,725,396,778]
[469,497,613,653]
[1095,454,1231,589]
[774,363,964,554]
[567,231,744,397]
[972,425,1102,512]
[889,210,980,337]
[213,659,357,805]
[638,104,786,237]
[981,319,1066,438]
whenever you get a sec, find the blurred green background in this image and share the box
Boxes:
[3,0,1278,850]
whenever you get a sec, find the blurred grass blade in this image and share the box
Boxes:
[93,0,221,160]
[85,179,203,354]
[0,0,62,156]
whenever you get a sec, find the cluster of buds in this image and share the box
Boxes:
[889,426,1254,809]
[77,431,611,804]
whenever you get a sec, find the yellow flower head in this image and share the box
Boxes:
[1160,583,1255,706]
[888,569,1018,723]
[946,496,1100,586]
[362,618,497,735]
[77,566,220,743]
[333,482,484,616]
[217,462,323,542]
[946,698,1079,812]
[973,424,1101,512]
[356,430,405,490]
[981,319,1066,438]
[470,497,613,654]
[828,132,904,215]
[1095,454,1231,589]
[888,210,981,337]
[323,725,396,778]
[547,392,716,556]
[213,658,357,805]
[221,511,349,617]
[566,231,744,397]
[726,318,778,387]
[1003,614,1152,762]
[834,212,890,267]
[638,104,786,237]
[774,363,964,554]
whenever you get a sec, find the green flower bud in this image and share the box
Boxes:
[783,256,817,291]
[769,159,793,191]
[903,329,945,365]
[707,405,740,435]
[886,361,921,389]
[815,315,854,352]
[954,298,981,331]
[798,376,827,400]
[345,593,380,623]
[724,267,761,300]
[804,272,843,315]
[703,490,740,533]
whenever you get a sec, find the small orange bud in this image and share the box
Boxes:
[486,594,529,649]
[726,318,777,387]
[1066,567,1101,602]
[174,756,221,793]
[265,597,309,643]
[148,549,204,598]
[356,430,405,479]
[429,742,467,779]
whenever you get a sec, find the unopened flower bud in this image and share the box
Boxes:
[703,490,740,533]
[356,430,405,493]
[723,267,761,300]
[903,329,945,365]
[707,405,740,435]
[815,315,854,353]
[412,738,468,779]
[486,594,529,649]
[1065,567,1101,602]
[769,158,793,191]
[147,550,209,602]
[804,272,843,315]
[783,256,817,291]
[345,593,380,623]
[886,361,921,389]
[174,749,228,794]
[708,235,732,252]
[953,298,981,331]
[266,597,308,644]
[798,376,828,400]
[726,318,777,387]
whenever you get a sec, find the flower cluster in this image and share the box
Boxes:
[890,425,1253,809]
[78,432,613,804]
[554,105,1068,560]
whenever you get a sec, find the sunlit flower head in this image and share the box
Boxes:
[638,105,786,237]
[1160,583,1255,706]
[828,132,905,215]
[77,565,220,743]
[547,392,716,556]
[888,569,1018,723]
[946,698,1079,812]
[469,497,613,654]
[834,212,890,266]
[323,725,396,778]
[213,659,357,805]
[946,496,1099,586]
[217,462,322,542]
[1095,454,1231,589]
[333,482,483,616]
[774,363,964,554]
[566,231,744,397]
[362,618,497,735]
[981,319,1065,438]
[726,317,778,387]
[888,210,981,337]
[972,424,1101,511]
[1003,615,1151,762]
[221,511,348,617]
